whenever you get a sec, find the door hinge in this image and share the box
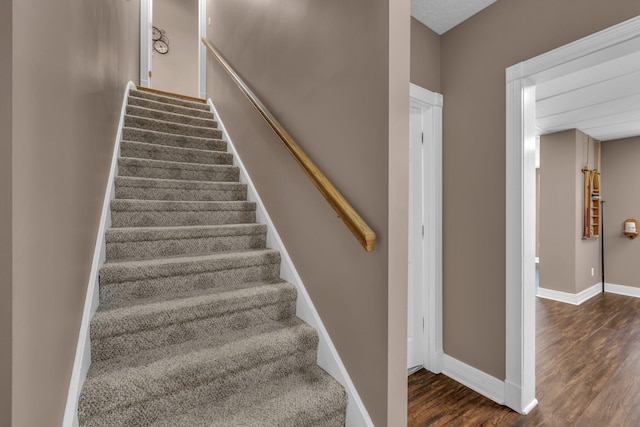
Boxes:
[421,133,424,143]
[148,70,153,78]
[422,225,424,237]
[422,318,424,330]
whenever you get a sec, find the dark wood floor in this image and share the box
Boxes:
[408,293,640,426]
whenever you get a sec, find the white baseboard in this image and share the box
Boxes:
[605,282,640,298]
[207,100,373,427]
[536,282,602,305]
[62,81,135,427]
[442,355,505,406]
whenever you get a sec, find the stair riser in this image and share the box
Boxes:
[106,233,266,261]
[128,96,214,119]
[79,350,317,427]
[125,115,220,139]
[115,185,247,202]
[91,301,295,361]
[118,163,239,182]
[99,263,280,307]
[126,105,217,128]
[120,142,233,165]
[129,90,210,111]
[122,127,226,151]
[111,210,256,227]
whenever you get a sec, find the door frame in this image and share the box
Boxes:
[409,83,443,374]
[505,15,640,415]
[139,0,207,96]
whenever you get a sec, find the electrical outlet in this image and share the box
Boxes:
[591,267,595,277]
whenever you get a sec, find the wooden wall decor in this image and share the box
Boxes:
[583,141,602,239]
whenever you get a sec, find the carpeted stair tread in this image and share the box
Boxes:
[105,223,266,260]
[125,114,219,139]
[126,105,218,128]
[87,315,307,377]
[111,199,255,212]
[98,249,281,308]
[78,322,318,427]
[154,365,346,427]
[128,95,214,118]
[91,281,297,361]
[114,176,247,201]
[120,140,233,165]
[122,127,226,151]
[118,157,239,182]
[100,249,280,283]
[129,89,211,111]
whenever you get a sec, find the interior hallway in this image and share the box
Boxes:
[408,293,640,426]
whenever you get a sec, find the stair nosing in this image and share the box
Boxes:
[118,156,239,170]
[120,140,231,157]
[126,105,218,126]
[128,95,212,116]
[125,114,217,134]
[122,126,225,144]
[129,89,209,109]
[105,223,266,242]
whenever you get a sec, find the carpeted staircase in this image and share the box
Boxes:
[77,88,347,427]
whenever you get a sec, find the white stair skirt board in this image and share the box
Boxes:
[537,282,602,305]
[62,81,136,427]
[208,100,374,427]
[605,283,640,298]
[442,355,505,406]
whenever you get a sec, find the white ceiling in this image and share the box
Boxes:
[536,50,640,141]
[411,0,497,35]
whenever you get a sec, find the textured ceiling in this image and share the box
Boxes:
[411,0,497,35]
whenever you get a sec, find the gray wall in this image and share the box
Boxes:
[410,17,440,93]
[11,0,140,425]
[0,0,12,424]
[574,131,601,293]
[539,130,577,293]
[204,0,409,424]
[440,0,640,378]
[153,0,200,97]
[602,136,640,289]
[539,129,600,294]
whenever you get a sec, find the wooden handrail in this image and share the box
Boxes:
[202,38,376,251]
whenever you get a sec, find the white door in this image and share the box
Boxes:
[407,107,424,372]
[140,0,154,88]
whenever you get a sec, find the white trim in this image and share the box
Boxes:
[505,15,640,416]
[139,0,153,88]
[605,282,640,298]
[536,283,602,305]
[207,99,373,427]
[409,83,444,375]
[442,355,505,406]
[198,0,207,99]
[61,82,135,427]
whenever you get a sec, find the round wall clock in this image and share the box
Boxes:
[154,39,169,54]
[152,26,162,41]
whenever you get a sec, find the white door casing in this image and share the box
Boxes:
[407,106,425,371]
[505,15,640,415]
[139,0,207,96]
[140,0,153,88]
[407,84,443,375]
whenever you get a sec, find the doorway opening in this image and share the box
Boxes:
[407,83,443,376]
[139,0,207,98]
[505,15,640,415]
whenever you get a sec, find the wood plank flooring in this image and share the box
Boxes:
[408,293,640,426]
